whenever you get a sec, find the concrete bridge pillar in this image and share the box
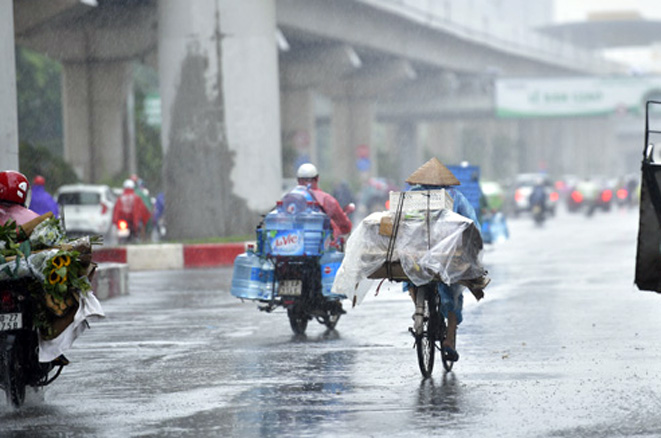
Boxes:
[281,88,317,174]
[61,61,134,182]
[425,121,462,165]
[331,98,374,184]
[0,1,18,170]
[158,0,281,238]
[394,121,420,184]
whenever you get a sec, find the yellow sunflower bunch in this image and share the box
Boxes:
[48,254,70,286]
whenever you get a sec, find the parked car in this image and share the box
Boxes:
[507,173,558,216]
[56,184,117,239]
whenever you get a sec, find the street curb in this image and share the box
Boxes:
[92,262,129,300]
[93,242,245,271]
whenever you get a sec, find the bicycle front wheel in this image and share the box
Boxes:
[415,286,437,378]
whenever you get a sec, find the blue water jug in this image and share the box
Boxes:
[299,202,327,255]
[231,251,264,300]
[281,187,311,216]
[320,250,346,299]
[259,259,275,300]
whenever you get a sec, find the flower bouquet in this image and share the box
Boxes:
[0,213,102,340]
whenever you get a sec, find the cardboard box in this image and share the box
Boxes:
[389,189,453,213]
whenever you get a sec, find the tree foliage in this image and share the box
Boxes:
[15,47,63,156]
[19,142,79,192]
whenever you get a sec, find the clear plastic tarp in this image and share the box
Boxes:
[332,208,486,306]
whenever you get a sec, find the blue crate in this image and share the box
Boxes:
[446,165,482,212]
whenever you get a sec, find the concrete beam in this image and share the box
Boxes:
[15,1,157,63]
[276,0,616,76]
[375,72,494,121]
[280,43,362,90]
[13,0,91,36]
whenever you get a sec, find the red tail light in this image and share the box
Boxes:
[100,202,108,215]
[1,290,14,311]
[601,189,613,203]
[549,191,559,202]
[616,188,628,200]
[571,190,583,203]
[118,219,129,231]
[514,189,524,202]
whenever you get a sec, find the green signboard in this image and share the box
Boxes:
[496,76,661,118]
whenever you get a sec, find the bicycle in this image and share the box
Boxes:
[410,283,454,377]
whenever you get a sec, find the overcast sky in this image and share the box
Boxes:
[555,0,661,22]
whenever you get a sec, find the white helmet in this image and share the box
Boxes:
[296,163,318,179]
[123,179,136,189]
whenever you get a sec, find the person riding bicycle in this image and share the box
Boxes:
[404,158,488,363]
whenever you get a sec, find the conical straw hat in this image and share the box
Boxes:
[405,157,460,186]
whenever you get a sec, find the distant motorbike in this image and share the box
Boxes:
[529,185,547,226]
[0,278,67,407]
[531,203,545,225]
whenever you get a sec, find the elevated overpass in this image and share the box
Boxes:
[4,0,627,236]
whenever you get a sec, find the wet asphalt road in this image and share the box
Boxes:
[2,205,661,438]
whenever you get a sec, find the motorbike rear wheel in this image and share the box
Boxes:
[287,308,308,335]
[2,342,26,408]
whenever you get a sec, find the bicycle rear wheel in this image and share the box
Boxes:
[415,286,438,378]
[439,317,454,372]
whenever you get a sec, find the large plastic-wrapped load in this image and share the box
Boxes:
[332,189,487,306]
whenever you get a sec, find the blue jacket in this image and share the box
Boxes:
[29,185,59,217]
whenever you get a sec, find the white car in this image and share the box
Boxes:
[56,184,117,238]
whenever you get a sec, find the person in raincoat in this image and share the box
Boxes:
[29,175,59,217]
[296,163,353,239]
[404,157,488,363]
[112,179,152,242]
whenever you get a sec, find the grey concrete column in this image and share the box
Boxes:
[0,2,18,170]
[281,88,317,169]
[331,98,373,183]
[426,121,461,165]
[395,121,420,184]
[158,0,281,238]
[61,61,133,182]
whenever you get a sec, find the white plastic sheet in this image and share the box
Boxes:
[332,209,485,305]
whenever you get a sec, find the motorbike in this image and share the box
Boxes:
[231,187,348,335]
[0,278,66,407]
[116,218,133,243]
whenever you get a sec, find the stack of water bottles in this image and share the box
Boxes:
[231,185,346,301]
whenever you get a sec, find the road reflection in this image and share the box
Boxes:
[230,332,356,437]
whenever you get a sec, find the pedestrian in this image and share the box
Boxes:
[29,175,59,217]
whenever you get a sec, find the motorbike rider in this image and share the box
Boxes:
[0,170,71,366]
[112,179,152,242]
[529,177,548,217]
[296,163,353,239]
[404,158,488,363]
[29,175,59,217]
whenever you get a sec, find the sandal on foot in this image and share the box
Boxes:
[442,346,459,362]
